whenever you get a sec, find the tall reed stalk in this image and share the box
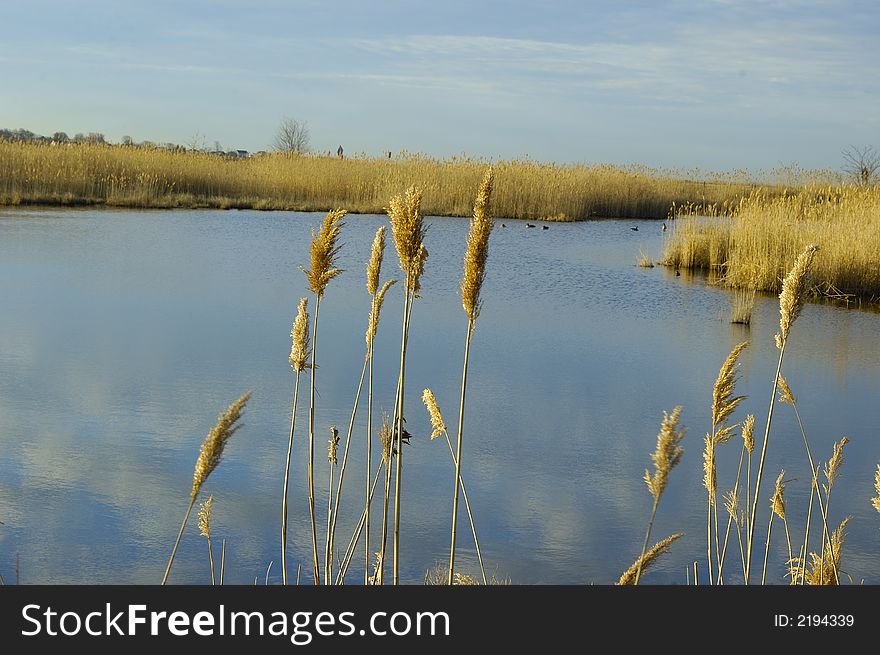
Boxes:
[745,244,818,584]
[819,437,848,583]
[704,341,748,584]
[325,428,339,584]
[162,392,250,585]
[449,167,494,584]
[364,227,387,583]
[302,209,346,584]
[635,406,685,584]
[377,413,395,584]
[387,186,428,584]
[776,376,836,583]
[325,229,396,584]
[282,298,310,585]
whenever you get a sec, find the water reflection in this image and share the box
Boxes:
[0,208,878,584]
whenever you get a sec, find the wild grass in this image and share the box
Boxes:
[145,182,875,587]
[0,140,788,220]
[5,163,873,586]
[637,249,655,268]
[730,288,756,325]
[162,392,250,585]
[664,185,880,302]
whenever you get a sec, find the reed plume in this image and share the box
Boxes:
[388,186,427,286]
[302,209,346,298]
[777,244,819,344]
[795,518,849,585]
[618,533,684,585]
[746,244,819,584]
[635,406,685,585]
[198,495,216,584]
[422,388,446,439]
[461,166,494,322]
[644,406,685,503]
[702,435,717,507]
[282,298,309,584]
[423,388,486,584]
[777,375,795,406]
[304,210,346,584]
[742,414,755,455]
[824,436,850,492]
[289,298,310,373]
[762,470,793,584]
[873,465,880,514]
[366,279,396,344]
[162,392,250,585]
[366,226,386,297]
[711,341,748,442]
[449,167,494,584]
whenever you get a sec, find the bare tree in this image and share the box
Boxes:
[842,145,879,186]
[273,118,310,154]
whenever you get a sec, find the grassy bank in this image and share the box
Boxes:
[663,185,880,302]
[1,140,774,220]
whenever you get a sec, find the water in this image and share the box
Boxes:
[1,208,878,584]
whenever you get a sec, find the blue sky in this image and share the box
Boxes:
[1,0,877,170]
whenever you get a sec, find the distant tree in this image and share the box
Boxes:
[121,135,134,146]
[86,132,106,144]
[273,117,310,154]
[187,132,207,152]
[73,133,86,143]
[842,145,879,186]
[52,131,70,143]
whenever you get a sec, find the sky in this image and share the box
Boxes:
[1,0,877,171]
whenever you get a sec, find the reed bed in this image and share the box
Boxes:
[0,140,779,220]
[142,182,878,587]
[664,185,880,301]
[6,162,871,586]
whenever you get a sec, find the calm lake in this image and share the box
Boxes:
[1,208,878,584]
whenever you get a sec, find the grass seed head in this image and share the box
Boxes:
[387,186,426,291]
[366,225,387,296]
[872,464,880,514]
[198,495,213,538]
[303,209,346,297]
[771,470,787,520]
[617,533,684,585]
[289,297,310,372]
[421,388,446,439]
[712,341,749,433]
[366,278,397,344]
[778,244,819,343]
[192,392,251,500]
[461,166,494,323]
[327,426,339,465]
[777,375,796,405]
[741,414,755,455]
[824,436,850,490]
[644,406,685,503]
